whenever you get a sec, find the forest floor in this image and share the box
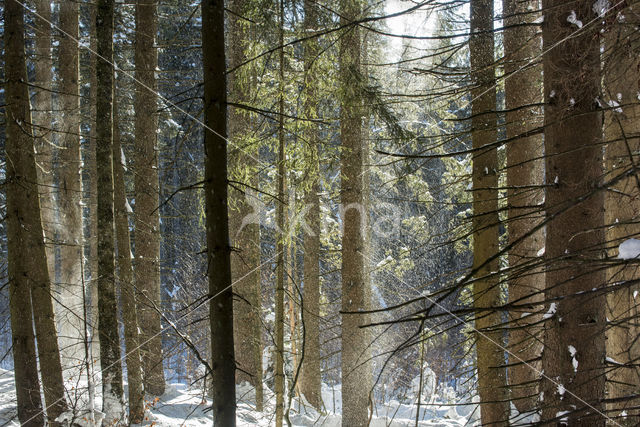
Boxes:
[0,368,479,426]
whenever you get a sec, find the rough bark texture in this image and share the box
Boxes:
[202,1,236,425]
[275,2,286,424]
[113,91,145,424]
[95,0,126,423]
[87,0,101,366]
[502,0,544,413]
[603,1,640,421]
[134,0,166,396]
[4,3,46,424]
[228,0,263,410]
[541,0,606,424]
[33,0,56,283]
[339,2,371,425]
[57,0,86,373]
[300,0,322,410]
[469,0,509,424]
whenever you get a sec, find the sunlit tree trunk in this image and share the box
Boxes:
[228,0,263,410]
[339,1,372,425]
[300,0,322,410]
[134,0,166,396]
[469,0,509,423]
[202,1,236,424]
[96,0,125,422]
[541,0,606,424]
[57,0,86,374]
[113,88,145,424]
[603,0,640,421]
[502,0,544,413]
[33,0,56,283]
[4,3,45,424]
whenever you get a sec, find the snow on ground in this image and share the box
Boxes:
[0,368,478,426]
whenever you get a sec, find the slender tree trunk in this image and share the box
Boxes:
[113,88,145,424]
[275,1,286,425]
[502,0,544,413]
[603,0,640,421]
[300,0,322,409]
[228,0,263,410]
[339,2,371,425]
[469,0,509,423]
[33,0,56,283]
[95,0,125,422]
[541,0,606,424]
[87,0,101,366]
[134,0,166,396]
[57,0,86,374]
[202,1,236,424]
[4,3,45,424]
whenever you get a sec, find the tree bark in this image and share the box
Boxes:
[275,1,286,425]
[502,0,544,413]
[202,1,236,425]
[541,0,606,424]
[57,0,86,374]
[603,0,640,421]
[113,87,146,424]
[228,0,263,411]
[95,0,126,422]
[300,0,323,410]
[32,0,56,283]
[339,1,371,425]
[134,0,166,396]
[4,3,45,424]
[469,0,509,423]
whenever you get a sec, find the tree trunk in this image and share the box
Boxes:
[202,1,236,424]
[469,0,509,423]
[95,0,125,422]
[87,0,101,367]
[228,0,263,411]
[339,1,371,425]
[275,1,286,425]
[502,0,544,413]
[4,3,45,424]
[541,0,606,424]
[134,0,165,396]
[300,0,322,410]
[57,0,86,374]
[32,0,56,283]
[603,0,640,421]
[113,87,146,424]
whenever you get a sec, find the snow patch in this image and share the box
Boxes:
[567,10,583,28]
[543,302,557,319]
[618,238,640,259]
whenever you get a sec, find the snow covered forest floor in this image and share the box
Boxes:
[0,368,488,426]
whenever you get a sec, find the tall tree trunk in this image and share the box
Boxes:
[202,1,236,424]
[339,2,371,425]
[4,3,45,424]
[113,87,146,424]
[603,0,640,421]
[134,0,165,396]
[300,0,322,410]
[275,1,286,425]
[87,0,101,366]
[6,3,68,425]
[95,0,125,423]
[57,0,86,374]
[541,0,606,424]
[502,0,544,413]
[228,0,263,411]
[33,0,56,283]
[469,0,509,423]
